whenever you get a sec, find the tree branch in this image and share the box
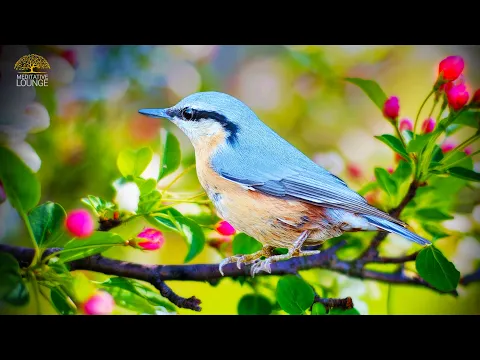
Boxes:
[314,295,353,311]
[3,240,478,313]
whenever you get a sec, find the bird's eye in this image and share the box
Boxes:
[182,107,195,121]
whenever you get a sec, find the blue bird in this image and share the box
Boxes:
[139,92,431,276]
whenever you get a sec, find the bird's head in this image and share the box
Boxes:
[139,92,259,149]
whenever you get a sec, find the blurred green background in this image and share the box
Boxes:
[1,45,479,314]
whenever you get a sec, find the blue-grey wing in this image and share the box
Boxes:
[213,146,405,227]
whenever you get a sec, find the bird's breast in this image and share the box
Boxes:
[195,157,346,248]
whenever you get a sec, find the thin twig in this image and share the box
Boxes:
[361,180,419,261]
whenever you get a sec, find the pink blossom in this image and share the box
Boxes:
[215,220,236,236]
[421,118,436,134]
[65,209,95,238]
[383,96,400,120]
[83,291,115,315]
[136,228,165,250]
[399,118,413,132]
[471,89,480,107]
[446,83,470,111]
[441,141,456,153]
[346,163,363,179]
[438,56,464,82]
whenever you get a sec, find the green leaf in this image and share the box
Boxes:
[145,208,184,232]
[406,134,432,153]
[137,190,162,214]
[100,277,175,311]
[452,110,480,129]
[81,195,116,215]
[72,272,97,303]
[311,302,327,315]
[59,231,125,263]
[374,135,409,160]
[374,167,398,197]
[4,281,29,306]
[276,275,315,315]
[176,216,205,263]
[447,167,480,182]
[421,223,450,240]
[158,129,181,180]
[416,245,460,292]
[0,253,22,299]
[134,178,158,195]
[28,202,66,248]
[233,233,263,255]
[416,208,454,221]
[329,307,360,315]
[50,287,76,315]
[357,181,378,196]
[345,77,387,110]
[391,161,412,186]
[117,147,153,178]
[0,147,41,213]
[102,285,156,314]
[432,145,444,162]
[148,209,205,263]
[237,294,273,315]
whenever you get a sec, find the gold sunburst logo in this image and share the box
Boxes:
[14,54,50,87]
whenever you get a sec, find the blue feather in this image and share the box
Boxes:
[363,215,431,245]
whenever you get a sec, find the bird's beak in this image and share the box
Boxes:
[138,108,172,120]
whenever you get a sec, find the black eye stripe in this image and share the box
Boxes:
[173,108,239,146]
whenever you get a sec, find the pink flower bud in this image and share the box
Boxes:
[383,96,400,121]
[346,163,363,179]
[0,181,6,204]
[446,83,470,111]
[136,228,165,250]
[65,209,95,238]
[399,118,413,132]
[438,56,464,82]
[387,167,394,174]
[471,89,480,107]
[83,291,115,315]
[441,140,456,153]
[421,118,436,134]
[215,220,236,236]
[464,146,472,155]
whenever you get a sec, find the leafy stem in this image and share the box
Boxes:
[42,243,127,264]
[393,124,407,148]
[413,88,436,138]
[19,210,40,266]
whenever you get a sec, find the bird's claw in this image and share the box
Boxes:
[218,255,251,276]
[250,258,272,277]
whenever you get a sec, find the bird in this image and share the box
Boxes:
[138,91,431,277]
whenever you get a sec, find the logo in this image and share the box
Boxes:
[14,54,50,87]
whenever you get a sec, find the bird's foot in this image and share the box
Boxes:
[218,246,275,276]
[249,230,319,277]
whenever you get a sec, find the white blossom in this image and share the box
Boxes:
[113,181,140,213]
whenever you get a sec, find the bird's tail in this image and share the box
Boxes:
[363,215,431,246]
